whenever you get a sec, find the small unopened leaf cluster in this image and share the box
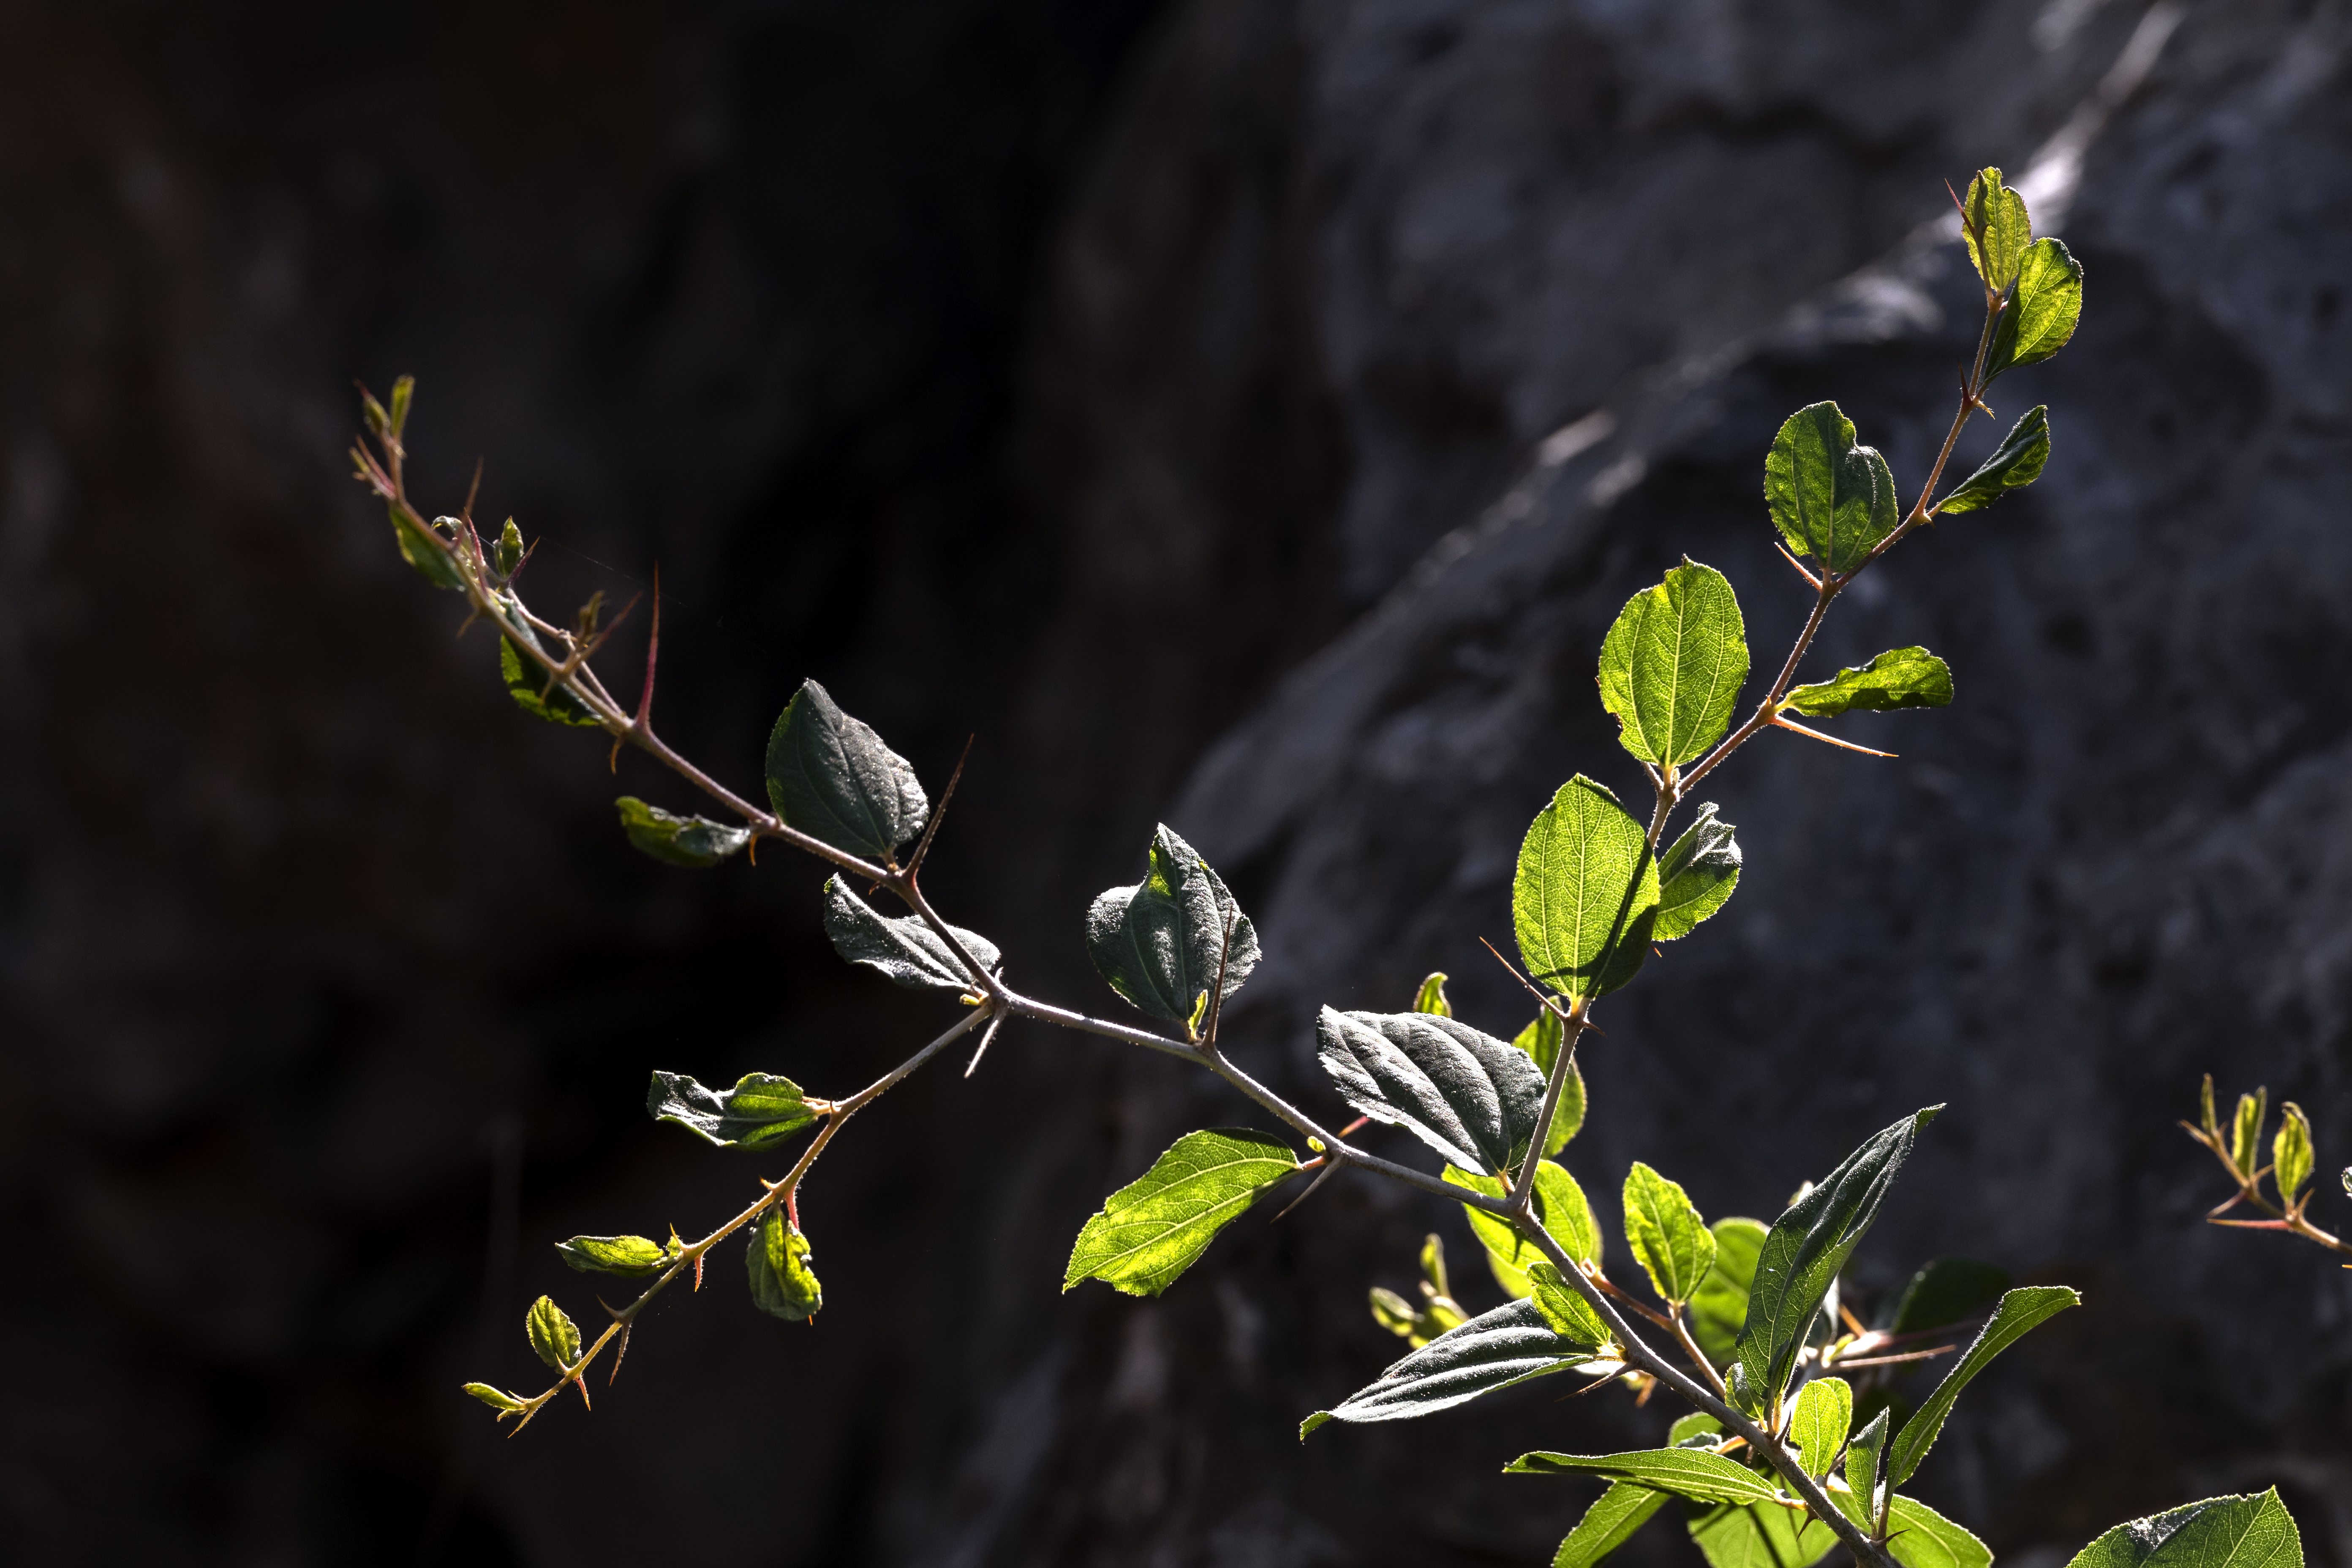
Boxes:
[368,167,2309,1565]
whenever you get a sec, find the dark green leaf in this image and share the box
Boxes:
[555,1234,674,1277]
[646,1070,822,1151]
[1886,1258,2011,1334]
[500,625,602,727]
[821,876,1000,993]
[762,678,928,863]
[1844,1408,1892,1524]
[1688,1498,1838,1568]
[392,509,466,590]
[462,1382,526,1416]
[1936,406,2050,515]
[1301,1298,1604,1437]
[746,1208,822,1321]
[1655,803,1741,941]
[1888,1284,2080,1484]
[1448,1161,1601,1299]
[1086,824,1260,1030]
[1789,1375,1852,1478]
[1733,1107,1941,1414]
[2065,1490,2302,1568]
[1511,1010,1584,1152]
[1779,648,1952,718]
[1623,1162,1715,1305]
[1764,401,1902,573]
[1504,1448,1782,1507]
[1984,238,2083,381]
[1598,560,1750,767]
[2275,1102,2314,1206]
[1551,1482,1672,1568]
[1413,972,1453,1016]
[1529,1260,1617,1349]
[525,1295,580,1370]
[1514,776,1660,1001]
[616,796,751,869]
[1064,1129,1299,1297]
[1688,1217,1768,1367]
[1318,1008,1547,1176]
[1960,167,2031,293]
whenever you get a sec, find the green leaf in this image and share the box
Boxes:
[1779,648,1952,718]
[525,1295,580,1371]
[1529,1260,1617,1349]
[1655,803,1741,941]
[1877,1496,1993,1568]
[763,678,928,863]
[2065,1490,2303,1568]
[1688,1499,1838,1568]
[1688,1217,1768,1367]
[746,1208,822,1321]
[392,509,467,590]
[1551,1482,1672,1568]
[2274,1102,2314,1207]
[501,627,602,727]
[1984,237,2083,381]
[386,373,415,439]
[1511,1011,1584,1152]
[1623,1162,1715,1305]
[1960,167,2031,293]
[616,797,751,869]
[1888,1284,2081,1484]
[1301,1297,1605,1436]
[1789,1376,1852,1478]
[1086,824,1261,1030]
[1936,406,2050,516]
[1733,1107,1941,1414]
[1845,1407,1891,1524]
[2231,1089,2267,1176]
[1514,776,1660,1001]
[555,1234,674,1277]
[1886,1258,2011,1334]
[1063,1129,1299,1297]
[461,1382,527,1417]
[1764,401,1902,573]
[821,876,1001,993]
[646,1070,822,1151]
[1598,559,1750,767]
[1504,1448,1783,1507]
[1413,972,1453,1016]
[1318,1008,1548,1176]
[493,517,525,577]
[1448,1161,1601,1300]
[1669,1411,1723,1447]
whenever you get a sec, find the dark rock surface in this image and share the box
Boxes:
[2,0,2347,1565]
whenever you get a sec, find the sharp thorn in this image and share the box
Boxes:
[963,1007,1007,1078]
[1770,714,1897,758]
[1272,1159,1341,1222]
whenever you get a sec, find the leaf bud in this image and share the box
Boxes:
[2274,1102,2314,1211]
[494,519,524,577]
[462,1382,526,1416]
[1412,972,1452,1017]
[2230,1089,2268,1179]
[2199,1074,2218,1140]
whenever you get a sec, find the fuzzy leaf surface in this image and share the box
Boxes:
[822,876,1001,992]
[1624,1162,1715,1305]
[392,510,466,589]
[1655,803,1741,940]
[462,1383,526,1414]
[763,678,928,862]
[1780,648,1952,718]
[1688,1500,1837,1568]
[1764,401,1901,572]
[1448,1161,1600,1299]
[1888,1284,2080,1484]
[1789,1376,1852,1478]
[1528,1260,1616,1349]
[525,1295,579,1370]
[2275,1103,2314,1206]
[1064,1129,1298,1297]
[1850,1496,1993,1568]
[555,1234,672,1277]
[1598,560,1749,767]
[1086,824,1260,1026]
[1551,1482,1671,1568]
[2064,1491,2301,1568]
[1514,776,1659,1001]
[616,797,751,868]
[1733,1107,1940,1411]
[746,1209,821,1320]
[1318,1007,1548,1175]
[1985,238,2083,380]
[1301,1297,1603,1436]
[1961,166,2030,292]
[646,1070,820,1151]
[501,629,602,727]
[1845,1408,1892,1523]
[1688,1217,1769,1367]
[1937,406,2050,515]
[1505,1448,1782,1507]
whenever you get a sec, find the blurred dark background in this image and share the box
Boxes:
[3,0,2349,1563]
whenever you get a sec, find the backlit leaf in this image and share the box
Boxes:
[1845,1408,1892,1525]
[2231,1089,2267,1176]
[1984,238,2083,381]
[462,1383,526,1415]
[501,626,602,727]
[1936,406,2050,515]
[1413,972,1453,1016]
[1789,1375,1852,1478]
[1764,401,1902,573]
[1301,1297,1605,1436]
[1086,824,1260,1029]
[763,678,928,863]
[1688,1217,1768,1367]
[1655,803,1740,941]
[1960,166,2030,293]
[525,1295,580,1370]
[1318,1008,1547,1176]
[1780,648,1952,718]
[555,1234,674,1277]
[1688,1498,1837,1568]
[392,509,466,590]
[1872,1496,1993,1568]
[1550,1482,1671,1568]
[646,1070,822,1151]
[1448,1161,1601,1299]
[1598,560,1749,767]
[1504,1448,1783,1507]
[1514,776,1659,1001]
[2275,1102,2314,1207]
[1064,1129,1299,1297]
[2064,1490,2302,1568]
[822,876,1001,993]
[616,797,751,869]
[1528,1260,1616,1349]
[1888,1284,2080,1485]
[1623,1162,1715,1305]
[746,1209,822,1321]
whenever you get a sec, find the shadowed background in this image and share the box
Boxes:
[3,0,2349,1563]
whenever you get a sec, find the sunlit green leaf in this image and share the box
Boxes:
[1734,1108,1940,1414]
[1888,1284,2080,1484]
[1504,1447,1783,1506]
[1413,972,1453,1016]
[1865,1496,1993,1568]
[1655,803,1740,941]
[1598,560,1750,768]
[1688,1498,1837,1568]
[646,1070,822,1151]
[1086,824,1260,1030]
[555,1233,674,1277]
[616,796,751,869]
[1448,1161,1600,1301]
[1764,401,1901,573]
[1689,1216,1768,1367]
[822,876,1001,993]
[1622,1162,1715,1305]
[746,1209,821,1321]
[392,509,467,590]
[1790,1376,1852,1478]
[2064,1490,2302,1568]
[2275,1102,2314,1207]
[462,1382,527,1416]
[1779,648,1952,719]
[1318,1008,1548,1176]
[1960,167,2030,293]
[1936,406,2050,515]
[1301,1297,1605,1436]
[1886,1258,2010,1334]
[1528,1260,1616,1349]
[525,1295,580,1370]
[1064,1129,1299,1297]
[1550,1482,1671,1568]
[1845,1407,1891,1524]
[1514,776,1659,1001]
[763,678,928,863]
[2231,1089,2267,1176]
[501,626,602,727]
[1984,238,2083,381]
[492,517,524,577]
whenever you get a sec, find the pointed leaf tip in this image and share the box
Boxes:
[1085,825,1260,1027]
[1513,776,1659,1001]
[1764,401,1900,572]
[764,679,928,862]
[1064,1129,1299,1296]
